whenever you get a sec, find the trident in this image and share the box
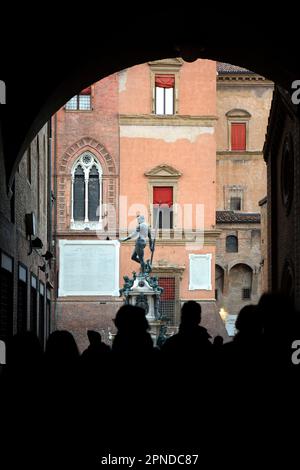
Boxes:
[150,203,161,266]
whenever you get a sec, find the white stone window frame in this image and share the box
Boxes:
[70,152,103,230]
[224,185,246,211]
[148,58,183,115]
[226,109,251,151]
[145,164,182,233]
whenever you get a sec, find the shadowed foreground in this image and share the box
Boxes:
[1,297,300,466]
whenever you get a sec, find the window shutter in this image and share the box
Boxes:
[155,75,175,88]
[80,86,91,95]
[153,187,173,207]
[231,123,246,151]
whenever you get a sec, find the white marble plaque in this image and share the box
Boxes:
[189,254,212,290]
[59,240,120,296]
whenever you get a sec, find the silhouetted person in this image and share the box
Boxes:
[112,304,154,356]
[257,292,297,371]
[161,300,212,360]
[109,305,158,449]
[213,335,224,347]
[44,330,80,386]
[212,334,224,358]
[81,330,111,377]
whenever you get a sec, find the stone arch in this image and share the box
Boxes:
[228,259,257,273]
[59,137,117,176]
[228,263,254,311]
[56,138,118,231]
[226,109,252,118]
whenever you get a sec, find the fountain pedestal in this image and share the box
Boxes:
[120,271,166,345]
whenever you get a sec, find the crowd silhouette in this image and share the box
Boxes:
[1,293,300,465]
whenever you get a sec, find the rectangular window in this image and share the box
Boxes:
[46,288,51,339]
[27,145,32,183]
[226,235,238,253]
[242,288,251,299]
[230,197,241,211]
[65,96,77,110]
[0,253,14,342]
[17,264,28,333]
[153,186,173,229]
[39,282,45,347]
[155,75,174,115]
[65,86,92,111]
[79,94,91,110]
[231,123,246,151]
[158,277,176,324]
[30,274,38,334]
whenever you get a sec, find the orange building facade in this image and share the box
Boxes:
[53,58,228,350]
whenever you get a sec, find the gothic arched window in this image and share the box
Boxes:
[71,152,102,229]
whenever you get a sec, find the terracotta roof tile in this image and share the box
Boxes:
[217,62,254,74]
[216,211,260,223]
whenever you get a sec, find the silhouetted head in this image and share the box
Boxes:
[180,301,202,329]
[87,330,102,346]
[113,305,149,333]
[45,330,79,366]
[235,304,261,337]
[213,335,224,347]
[112,305,153,355]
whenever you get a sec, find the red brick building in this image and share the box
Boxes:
[0,122,54,352]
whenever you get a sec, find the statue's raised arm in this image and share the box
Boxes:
[119,215,152,273]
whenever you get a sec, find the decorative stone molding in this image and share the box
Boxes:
[226,109,251,119]
[119,114,218,126]
[217,151,263,160]
[144,164,182,179]
[118,229,221,246]
[59,137,117,176]
[217,75,273,87]
[148,58,183,115]
[226,109,251,151]
[145,164,181,228]
[56,137,118,232]
[148,58,184,70]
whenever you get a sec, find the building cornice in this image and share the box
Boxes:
[119,114,218,127]
[217,151,263,160]
[57,296,123,302]
[217,75,274,87]
[119,229,221,246]
[216,223,261,229]
[152,265,185,274]
[55,229,221,245]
